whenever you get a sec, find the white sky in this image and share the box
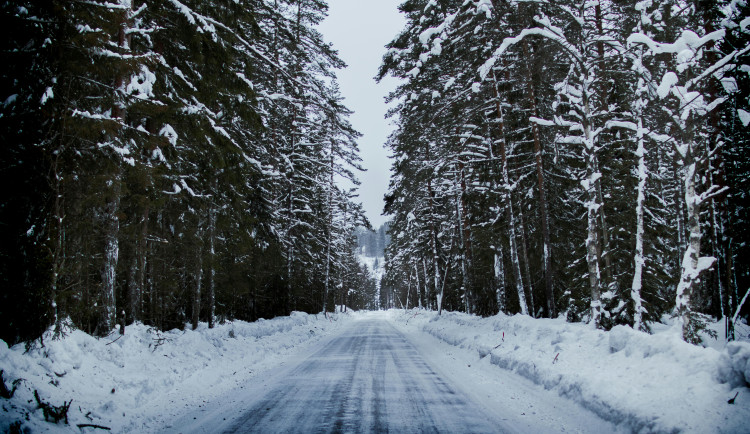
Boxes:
[318,0,405,229]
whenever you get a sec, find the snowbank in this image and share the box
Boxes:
[0,311,353,433]
[3,308,747,433]
[388,309,750,433]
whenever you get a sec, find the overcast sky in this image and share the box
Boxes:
[318,0,405,229]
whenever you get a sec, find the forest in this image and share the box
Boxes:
[377,0,749,343]
[356,223,391,258]
[2,0,749,350]
[0,0,377,346]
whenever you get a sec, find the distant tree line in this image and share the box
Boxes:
[355,223,391,258]
[0,0,374,346]
[378,0,749,343]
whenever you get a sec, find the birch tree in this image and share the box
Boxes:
[628,1,748,342]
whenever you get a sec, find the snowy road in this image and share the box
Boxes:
[223,319,504,433]
[164,314,618,434]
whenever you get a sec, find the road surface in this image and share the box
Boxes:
[164,315,618,433]
[224,319,504,433]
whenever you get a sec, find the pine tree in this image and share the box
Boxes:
[0,0,58,344]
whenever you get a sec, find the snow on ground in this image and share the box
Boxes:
[166,312,622,434]
[385,309,750,434]
[0,311,354,433]
[2,308,749,433]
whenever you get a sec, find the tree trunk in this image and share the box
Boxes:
[492,70,528,315]
[50,152,65,337]
[192,243,203,330]
[432,226,442,315]
[675,153,714,344]
[522,41,555,318]
[702,6,728,323]
[517,203,535,317]
[582,85,602,328]
[631,115,647,331]
[455,164,472,314]
[726,241,736,341]
[674,163,687,266]
[495,249,506,314]
[406,270,411,310]
[322,150,335,316]
[137,206,148,320]
[422,258,431,310]
[415,263,423,309]
[427,172,443,314]
[125,205,148,333]
[102,170,121,335]
[594,157,614,292]
[593,1,613,295]
[207,206,216,328]
[104,0,134,336]
[124,253,137,335]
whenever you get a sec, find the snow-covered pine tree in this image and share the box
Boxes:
[627,0,747,343]
[721,0,750,339]
[0,0,59,344]
[0,0,370,342]
[377,0,749,335]
[48,0,166,335]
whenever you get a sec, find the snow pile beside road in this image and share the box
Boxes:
[388,309,750,433]
[0,311,353,433]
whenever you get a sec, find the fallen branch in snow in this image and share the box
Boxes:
[34,389,71,424]
[147,328,172,352]
[728,392,739,404]
[77,423,112,431]
[479,342,504,359]
[105,335,123,346]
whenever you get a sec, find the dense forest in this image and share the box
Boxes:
[377,0,749,343]
[0,0,377,346]
[356,223,391,258]
[2,0,748,349]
